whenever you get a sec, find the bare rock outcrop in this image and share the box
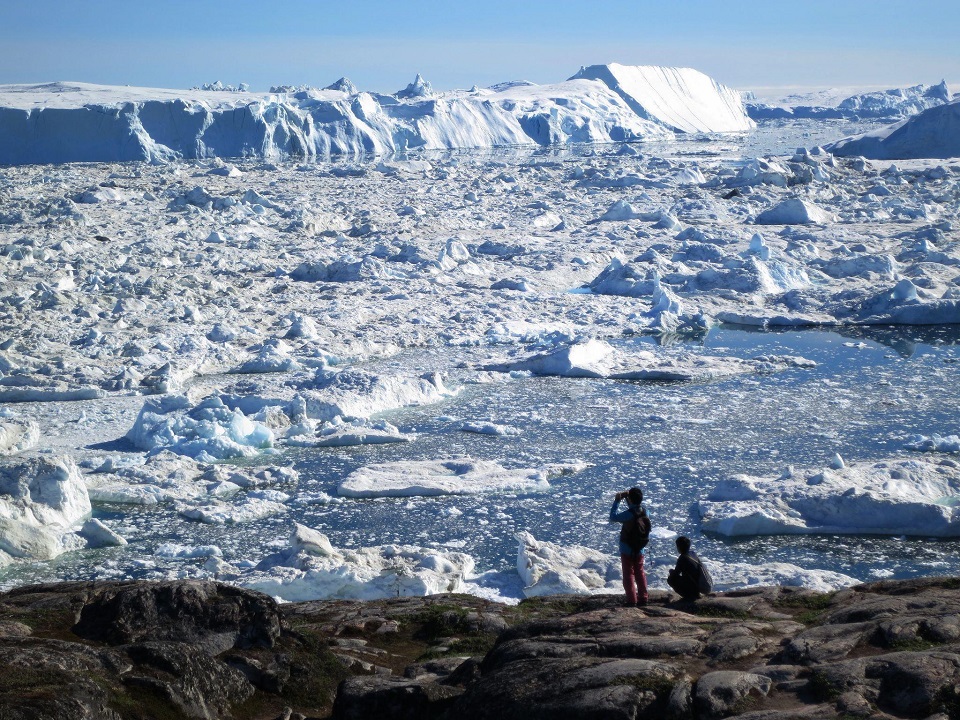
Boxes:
[1,578,960,718]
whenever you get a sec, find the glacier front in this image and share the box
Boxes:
[0,64,753,165]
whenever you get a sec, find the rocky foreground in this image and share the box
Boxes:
[1,579,960,719]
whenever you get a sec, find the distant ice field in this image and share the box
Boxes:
[4,325,958,593]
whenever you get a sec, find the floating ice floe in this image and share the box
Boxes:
[459,421,522,436]
[481,340,815,382]
[178,492,289,525]
[126,394,274,461]
[156,543,222,559]
[0,456,91,567]
[86,450,297,506]
[337,458,571,498]
[298,369,455,422]
[907,434,960,453]
[242,523,475,601]
[284,418,412,447]
[698,457,960,536]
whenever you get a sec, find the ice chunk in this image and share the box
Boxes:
[243,524,474,601]
[0,420,39,456]
[78,518,127,548]
[338,458,552,498]
[483,339,614,378]
[285,419,412,447]
[589,258,660,298]
[126,395,274,460]
[0,456,90,565]
[516,531,621,597]
[906,434,960,453]
[755,198,834,225]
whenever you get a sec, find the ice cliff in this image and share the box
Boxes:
[570,63,755,133]
[0,65,753,165]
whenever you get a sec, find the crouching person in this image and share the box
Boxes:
[668,536,713,601]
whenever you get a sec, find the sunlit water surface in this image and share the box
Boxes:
[4,325,959,593]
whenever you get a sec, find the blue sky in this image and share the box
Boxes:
[1,0,958,93]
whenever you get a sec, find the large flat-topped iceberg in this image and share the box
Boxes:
[571,63,755,133]
[0,64,753,165]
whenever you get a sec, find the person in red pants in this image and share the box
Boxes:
[609,487,650,606]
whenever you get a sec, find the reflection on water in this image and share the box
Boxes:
[299,118,894,170]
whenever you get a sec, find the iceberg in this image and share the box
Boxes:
[747,81,950,121]
[126,395,274,461]
[698,457,960,537]
[0,66,754,165]
[829,98,960,160]
[571,64,755,133]
[0,456,91,567]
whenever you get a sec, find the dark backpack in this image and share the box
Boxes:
[693,556,714,594]
[619,507,651,554]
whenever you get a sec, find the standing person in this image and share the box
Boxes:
[609,487,650,606]
[667,536,712,601]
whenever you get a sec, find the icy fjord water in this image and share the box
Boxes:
[4,325,959,593]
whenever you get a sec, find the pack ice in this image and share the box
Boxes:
[0,64,752,164]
